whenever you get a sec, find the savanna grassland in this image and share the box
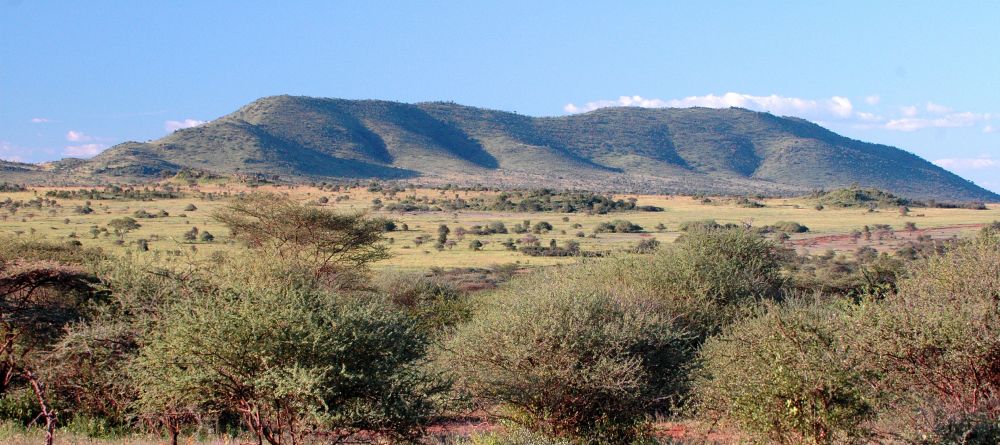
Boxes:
[2,183,997,270]
[1,181,999,445]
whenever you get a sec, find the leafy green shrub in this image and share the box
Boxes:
[60,415,130,439]
[132,284,445,444]
[655,227,785,335]
[813,186,909,208]
[0,388,40,424]
[458,426,571,445]
[693,298,875,445]
[770,221,809,233]
[532,221,553,234]
[371,272,471,335]
[677,219,738,231]
[925,414,1000,445]
[594,220,643,233]
[457,426,671,445]
[846,231,1000,441]
[631,238,660,253]
[786,250,905,297]
[443,270,688,443]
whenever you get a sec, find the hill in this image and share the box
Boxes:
[23,95,1000,201]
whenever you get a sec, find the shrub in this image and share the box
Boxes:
[487,221,509,234]
[814,187,909,208]
[43,318,139,430]
[631,238,660,253]
[443,270,688,443]
[927,414,1000,445]
[459,426,572,445]
[132,285,444,445]
[594,220,643,233]
[0,388,40,424]
[657,228,785,335]
[531,221,553,234]
[678,219,737,231]
[693,298,876,445]
[846,231,1000,441]
[132,209,153,219]
[0,239,102,442]
[370,272,471,335]
[771,221,809,233]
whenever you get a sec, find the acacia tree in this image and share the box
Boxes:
[0,252,98,445]
[212,193,390,274]
[107,217,141,239]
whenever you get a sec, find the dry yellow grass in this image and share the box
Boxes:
[2,185,997,271]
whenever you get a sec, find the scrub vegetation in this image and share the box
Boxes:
[0,183,998,444]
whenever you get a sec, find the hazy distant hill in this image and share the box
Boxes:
[28,95,1000,201]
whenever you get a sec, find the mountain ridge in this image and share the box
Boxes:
[10,95,999,201]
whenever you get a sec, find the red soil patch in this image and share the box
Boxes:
[421,418,741,443]
[788,223,985,254]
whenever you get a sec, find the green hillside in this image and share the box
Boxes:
[25,95,1000,201]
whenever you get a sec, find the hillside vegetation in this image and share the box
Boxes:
[20,96,999,202]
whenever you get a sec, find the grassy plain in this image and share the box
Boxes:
[2,184,998,271]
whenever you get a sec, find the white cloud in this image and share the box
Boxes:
[563,93,868,123]
[885,112,991,132]
[856,112,882,122]
[830,96,853,117]
[563,93,996,133]
[933,156,998,170]
[925,102,953,114]
[0,141,24,162]
[29,117,51,124]
[165,118,207,133]
[65,130,93,142]
[63,144,106,158]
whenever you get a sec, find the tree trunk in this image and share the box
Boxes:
[165,416,179,445]
[25,369,55,445]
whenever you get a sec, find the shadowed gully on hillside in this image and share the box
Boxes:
[19,95,999,202]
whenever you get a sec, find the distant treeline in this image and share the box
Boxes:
[44,186,180,201]
[381,189,663,213]
[0,182,26,192]
[811,185,988,209]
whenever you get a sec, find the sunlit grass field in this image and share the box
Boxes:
[2,184,998,271]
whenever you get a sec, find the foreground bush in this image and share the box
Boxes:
[693,232,1000,443]
[692,298,875,444]
[0,239,104,445]
[848,231,1000,440]
[370,271,472,335]
[132,268,446,444]
[459,426,572,445]
[588,227,785,339]
[443,270,688,443]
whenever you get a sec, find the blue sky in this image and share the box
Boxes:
[2,1,998,191]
